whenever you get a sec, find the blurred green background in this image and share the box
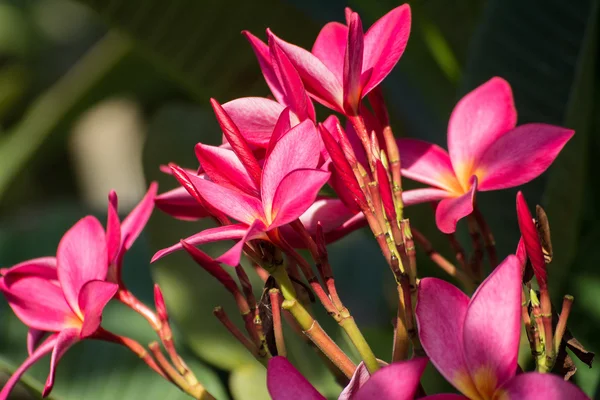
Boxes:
[0,0,598,398]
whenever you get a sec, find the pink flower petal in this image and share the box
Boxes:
[216,220,267,266]
[267,356,326,400]
[242,31,285,104]
[0,275,75,332]
[499,372,589,399]
[343,12,364,114]
[362,4,411,96]
[184,170,264,226]
[106,191,121,265]
[416,278,479,398]
[516,192,547,288]
[195,144,259,196]
[270,169,331,228]
[463,255,522,395]
[78,280,118,338]
[422,395,468,399]
[43,328,80,397]
[475,124,574,191]
[120,182,157,252]
[338,362,370,400]
[151,223,251,262]
[354,358,428,400]
[435,176,477,234]
[222,97,287,147]
[27,328,46,356]
[154,186,210,221]
[312,22,347,82]
[447,77,517,187]
[57,216,108,315]
[323,211,367,243]
[402,188,453,207]
[261,120,321,216]
[0,257,57,280]
[397,138,462,193]
[0,334,57,400]
[268,30,344,112]
[266,107,293,159]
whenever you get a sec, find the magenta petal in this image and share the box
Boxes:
[402,188,453,207]
[354,358,428,400]
[476,123,574,191]
[57,216,108,314]
[516,192,547,288]
[499,372,589,399]
[106,191,122,265]
[463,255,522,393]
[0,257,57,280]
[78,280,118,338]
[422,395,468,399]
[261,120,321,215]
[0,274,75,332]
[195,144,259,196]
[447,77,517,186]
[222,97,287,147]
[184,170,264,226]
[27,328,46,355]
[242,31,285,104]
[362,4,411,96]
[270,169,331,228]
[120,182,157,252]
[266,107,293,159]
[343,12,364,113]
[435,177,477,234]
[151,223,251,262]
[338,362,370,400]
[312,22,347,82]
[43,328,80,397]
[0,334,57,400]
[267,356,326,400]
[397,138,461,193]
[269,30,344,112]
[154,186,210,221]
[216,220,267,266]
[416,278,478,398]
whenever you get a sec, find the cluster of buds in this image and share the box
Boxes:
[0,3,593,400]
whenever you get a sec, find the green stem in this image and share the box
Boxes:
[0,32,132,200]
[338,312,380,373]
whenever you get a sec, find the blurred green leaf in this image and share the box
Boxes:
[229,364,269,400]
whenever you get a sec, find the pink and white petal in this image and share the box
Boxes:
[184,170,264,225]
[261,120,321,214]
[498,372,589,400]
[0,257,57,280]
[447,77,517,186]
[338,362,370,400]
[362,4,411,96]
[120,182,158,252]
[27,329,46,356]
[397,138,462,193]
[0,334,58,400]
[416,278,479,399]
[312,22,347,82]
[106,190,122,264]
[78,280,119,338]
[216,220,267,266]
[267,356,326,400]
[353,358,428,400]
[435,177,477,234]
[195,144,259,196]
[222,97,287,147]
[151,223,251,263]
[242,31,285,103]
[402,188,453,207]
[475,124,574,191]
[343,12,364,114]
[0,275,76,332]
[57,216,108,314]
[154,186,210,221]
[463,255,522,393]
[270,169,331,228]
[268,30,344,112]
[43,328,80,397]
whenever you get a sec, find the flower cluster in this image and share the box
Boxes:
[0,3,591,400]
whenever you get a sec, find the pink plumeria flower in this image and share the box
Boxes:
[222,34,315,147]
[0,217,119,399]
[152,119,331,266]
[268,5,411,115]
[398,77,574,233]
[515,191,547,288]
[416,255,589,400]
[267,356,428,400]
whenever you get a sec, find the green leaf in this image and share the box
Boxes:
[229,364,269,400]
